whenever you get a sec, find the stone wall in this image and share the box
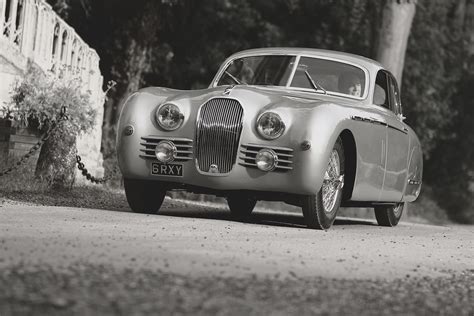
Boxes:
[0,0,105,180]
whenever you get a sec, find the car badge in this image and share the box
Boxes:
[209,164,219,173]
[223,85,234,95]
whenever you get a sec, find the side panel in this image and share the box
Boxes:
[349,112,387,201]
[379,110,410,202]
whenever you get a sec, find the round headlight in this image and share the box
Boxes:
[155,140,176,163]
[255,148,278,172]
[156,103,184,131]
[257,112,285,140]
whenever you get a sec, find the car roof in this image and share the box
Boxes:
[229,47,384,72]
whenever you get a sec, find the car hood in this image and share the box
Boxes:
[142,85,360,113]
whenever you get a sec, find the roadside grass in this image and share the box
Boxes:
[0,155,454,225]
[0,157,128,212]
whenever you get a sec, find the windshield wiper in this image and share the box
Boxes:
[224,71,247,85]
[304,70,327,94]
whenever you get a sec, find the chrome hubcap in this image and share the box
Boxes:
[322,149,344,213]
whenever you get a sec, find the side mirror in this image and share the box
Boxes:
[397,113,406,122]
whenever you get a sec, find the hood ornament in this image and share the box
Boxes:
[223,85,235,96]
[209,164,219,173]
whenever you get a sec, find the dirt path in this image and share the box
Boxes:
[0,200,473,315]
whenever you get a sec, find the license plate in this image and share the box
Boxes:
[151,163,183,177]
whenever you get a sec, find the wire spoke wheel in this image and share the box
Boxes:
[322,149,344,213]
[302,137,345,230]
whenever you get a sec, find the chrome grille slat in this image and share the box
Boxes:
[139,136,193,162]
[240,149,293,158]
[195,98,244,174]
[238,144,294,172]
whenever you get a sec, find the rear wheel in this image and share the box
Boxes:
[374,203,404,227]
[124,179,166,214]
[302,137,345,230]
[227,194,257,219]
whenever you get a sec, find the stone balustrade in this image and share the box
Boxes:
[0,0,105,180]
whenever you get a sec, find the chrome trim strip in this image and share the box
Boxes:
[350,116,408,135]
[387,124,408,135]
[286,55,301,88]
[240,149,293,158]
[141,136,193,142]
[242,143,294,152]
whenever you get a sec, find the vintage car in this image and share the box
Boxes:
[117,48,423,230]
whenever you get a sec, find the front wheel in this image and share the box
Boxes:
[124,179,166,214]
[374,203,404,227]
[302,137,345,230]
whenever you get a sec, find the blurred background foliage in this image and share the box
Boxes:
[47,0,473,223]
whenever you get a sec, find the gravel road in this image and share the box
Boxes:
[0,198,473,315]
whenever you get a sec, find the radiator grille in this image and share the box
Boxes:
[195,98,244,174]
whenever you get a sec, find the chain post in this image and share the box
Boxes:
[0,106,69,178]
[0,106,122,184]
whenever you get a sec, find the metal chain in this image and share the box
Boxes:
[75,155,121,184]
[0,107,69,177]
[0,106,122,184]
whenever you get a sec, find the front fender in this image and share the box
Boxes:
[279,103,353,195]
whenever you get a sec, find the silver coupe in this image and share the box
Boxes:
[117,48,423,230]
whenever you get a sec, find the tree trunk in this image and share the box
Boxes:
[35,121,77,190]
[467,0,474,55]
[376,0,417,85]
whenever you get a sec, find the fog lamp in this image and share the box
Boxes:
[255,149,278,172]
[155,140,176,163]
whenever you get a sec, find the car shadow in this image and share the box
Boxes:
[158,208,377,229]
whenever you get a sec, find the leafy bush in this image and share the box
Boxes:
[4,64,96,134]
[2,64,97,189]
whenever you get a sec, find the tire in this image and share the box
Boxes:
[227,194,257,219]
[374,203,404,227]
[124,179,166,214]
[302,137,345,230]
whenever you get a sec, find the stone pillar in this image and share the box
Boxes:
[65,32,73,67]
[0,0,6,32]
[33,5,43,63]
[7,0,18,42]
[20,0,32,56]
[44,11,52,68]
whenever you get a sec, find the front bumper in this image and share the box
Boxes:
[118,133,324,196]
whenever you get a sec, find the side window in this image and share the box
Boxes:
[388,75,402,115]
[374,71,389,109]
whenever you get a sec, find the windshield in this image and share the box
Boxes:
[216,54,367,98]
[216,55,296,86]
[290,57,366,97]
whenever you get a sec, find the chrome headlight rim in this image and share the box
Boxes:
[256,111,286,140]
[256,148,278,172]
[155,103,184,131]
[155,140,177,163]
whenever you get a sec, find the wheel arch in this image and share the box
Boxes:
[339,129,357,201]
